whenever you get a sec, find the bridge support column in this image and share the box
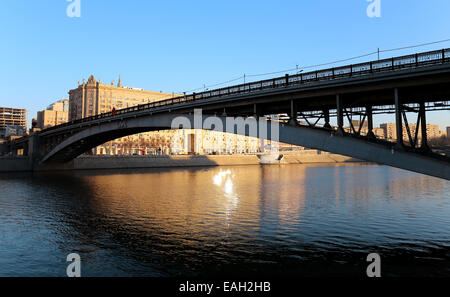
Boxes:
[336,94,344,135]
[9,141,18,156]
[27,134,41,170]
[0,141,8,155]
[23,140,29,156]
[323,109,331,129]
[394,88,404,148]
[366,105,375,139]
[419,101,430,152]
[289,100,298,126]
[253,104,262,119]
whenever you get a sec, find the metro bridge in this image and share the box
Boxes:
[9,48,450,180]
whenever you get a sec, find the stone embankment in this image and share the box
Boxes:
[0,151,362,172]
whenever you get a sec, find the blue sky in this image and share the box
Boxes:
[0,0,449,129]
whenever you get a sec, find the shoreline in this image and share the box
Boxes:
[0,151,364,172]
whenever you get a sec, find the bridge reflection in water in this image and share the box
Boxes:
[0,164,449,276]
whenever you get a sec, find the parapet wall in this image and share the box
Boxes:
[0,157,31,172]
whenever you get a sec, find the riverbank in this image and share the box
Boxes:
[0,151,362,172]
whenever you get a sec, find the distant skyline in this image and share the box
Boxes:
[1,0,449,129]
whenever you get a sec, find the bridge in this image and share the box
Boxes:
[8,48,450,180]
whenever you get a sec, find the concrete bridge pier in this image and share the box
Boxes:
[27,134,42,170]
[0,142,8,155]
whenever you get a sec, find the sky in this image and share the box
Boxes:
[0,0,449,130]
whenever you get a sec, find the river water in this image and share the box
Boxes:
[0,164,449,277]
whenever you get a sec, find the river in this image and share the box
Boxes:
[0,163,448,277]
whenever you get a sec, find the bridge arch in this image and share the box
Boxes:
[41,114,176,163]
[39,112,450,180]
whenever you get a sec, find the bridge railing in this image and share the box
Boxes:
[41,48,450,133]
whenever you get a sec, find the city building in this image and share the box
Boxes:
[47,98,69,112]
[380,123,442,143]
[339,120,445,143]
[0,107,27,139]
[372,127,385,138]
[68,75,178,154]
[343,120,385,138]
[426,124,441,139]
[36,99,69,129]
[68,75,265,155]
[68,75,174,120]
[380,123,397,141]
[351,119,368,130]
[447,127,450,139]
